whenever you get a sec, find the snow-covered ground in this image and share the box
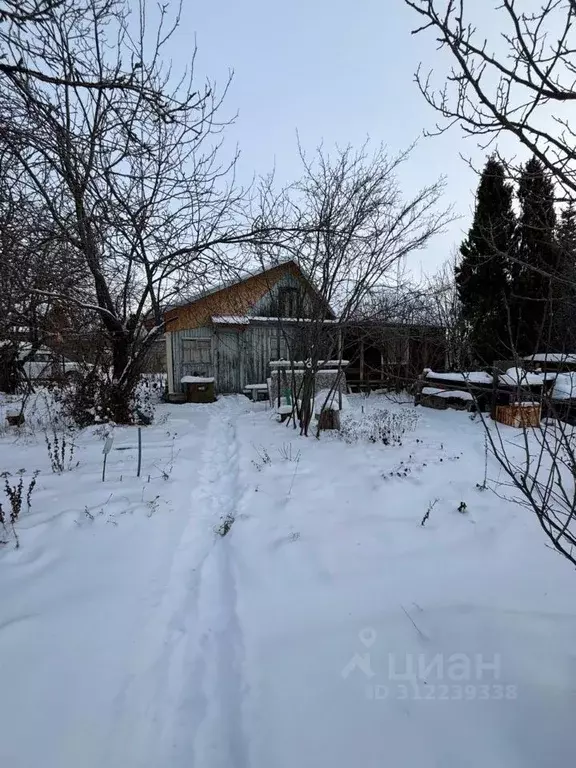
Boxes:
[0,393,575,767]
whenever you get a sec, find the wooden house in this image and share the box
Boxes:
[163,260,335,397]
[163,260,448,398]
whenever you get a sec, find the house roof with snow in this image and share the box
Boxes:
[164,260,335,332]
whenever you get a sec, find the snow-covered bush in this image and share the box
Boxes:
[53,366,109,427]
[141,373,167,402]
[340,408,418,446]
[131,379,156,425]
[53,369,158,428]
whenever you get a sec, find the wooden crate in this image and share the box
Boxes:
[494,403,541,428]
[183,380,216,403]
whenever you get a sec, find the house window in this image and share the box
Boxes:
[182,338,212,376]
[278,287,299,318]
[182,338,212,363]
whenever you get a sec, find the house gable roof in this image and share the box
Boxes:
[164,260,334,332]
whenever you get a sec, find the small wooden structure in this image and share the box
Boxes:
[181,376,216,403]
[417,386,474,411]
[6,411,25,426]
[522,353,576,373]
[164,261,336,398]
[317,409,341,430]
[164,260,452,400]
[416,370,494,411]
[243,383,269,402]
[494,403,541,428]
[416,366,554,425]
[269,359,348,408]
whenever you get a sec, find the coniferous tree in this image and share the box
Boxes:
[513,157,558,355]
[456,158,515,364]
[554,202,576,351]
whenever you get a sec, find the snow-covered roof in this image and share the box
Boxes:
[499,368,547,386]
[523,353,576,364]
[211,315,250,325]
[425,370,493,385]
[552,372,576,400]
[270,359,349,368]
[165,260,335,319]
[248,316,339,324]
[421,387,474,401]
[180,376,215,384]
[209,315,340,325]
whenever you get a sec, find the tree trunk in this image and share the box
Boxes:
[299,371,316,436]
[107,333,136,424]
[0,345,21,394]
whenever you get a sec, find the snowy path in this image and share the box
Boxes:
[108,401,248,768]
[190,409,248,768]
[0,399,251,768]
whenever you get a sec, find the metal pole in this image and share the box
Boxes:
[137,427,142,478]
[102,435,113,482]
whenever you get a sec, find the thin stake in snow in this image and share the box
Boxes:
[287,453,301,497]
[401,605,429,642]
[420,497,439,527]
[137,428,142,479]
[102,436,114,482]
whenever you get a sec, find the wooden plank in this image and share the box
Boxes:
[216,329,240,393]
[166,332,174,394]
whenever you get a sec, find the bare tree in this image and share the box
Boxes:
[475,370,576,568]
[0,0,187,107]
[404,0,576,568]
[0,0,64,23]
[0,158,89,392]
[424,257,470,369]
[253,142,451,435]
[0,0,262,421]
[404,0,576,198]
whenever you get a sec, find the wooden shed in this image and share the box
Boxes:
[163,260,336,397]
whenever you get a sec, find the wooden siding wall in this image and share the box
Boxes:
[170,326,213,392]
[164,262,323,333]
[170,323,296,393]
[249,274,316,318]
[169,321,446,395]
[164,262,335,393]
[243,325,291,385]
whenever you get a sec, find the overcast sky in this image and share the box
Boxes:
[167,0,496,278]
